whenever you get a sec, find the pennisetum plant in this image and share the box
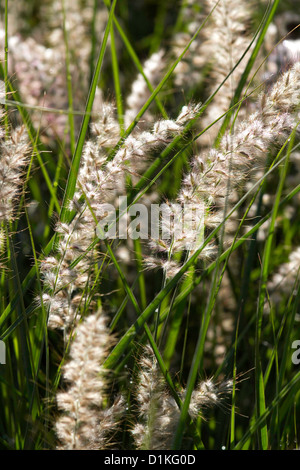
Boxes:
[0,0,300,451]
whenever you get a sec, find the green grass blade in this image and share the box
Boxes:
[215,0,280,145]
[234,371,300,450]
[109,0,222,152]
[110,22,124,132]
[254,128,296,449]
[108,10,168,119]
[0,68,60,213]
[60,0,118,223]
[103,161,300,374]
[61,0,76,155]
